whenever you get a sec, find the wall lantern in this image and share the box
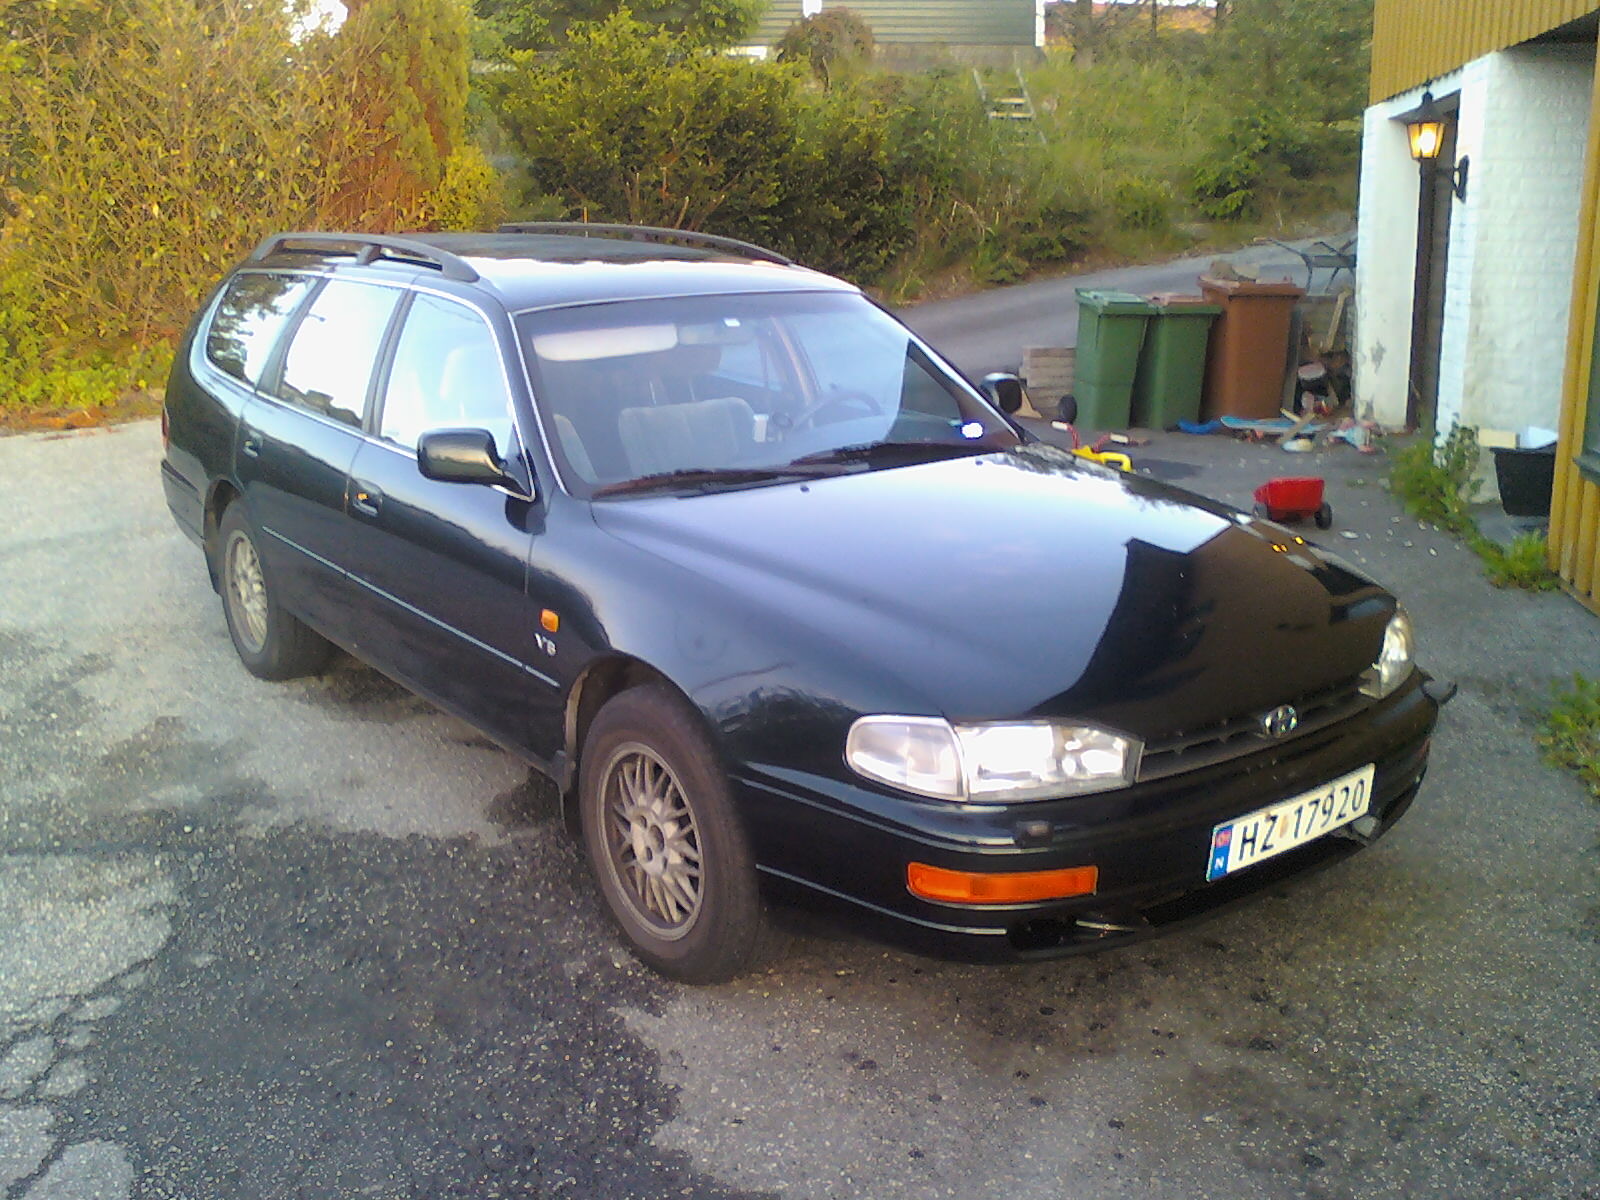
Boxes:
[1407,114,1446,161]
[1404,90,1469,201]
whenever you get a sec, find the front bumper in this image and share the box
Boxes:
[735,674,1443,961]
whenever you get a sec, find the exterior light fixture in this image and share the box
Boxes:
[1407,113,1445,161]
[1403,90,1468,201]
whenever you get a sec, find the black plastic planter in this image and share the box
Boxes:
[1491,446,1556,518]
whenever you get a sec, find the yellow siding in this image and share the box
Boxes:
[1552,38,1600,614]
[1371,0,1599,101]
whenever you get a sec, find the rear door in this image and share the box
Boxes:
[341,291,555,752]
[174,271,317,536]
[236,279,402,646]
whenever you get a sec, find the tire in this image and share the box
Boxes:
[216,502,333,680]
[1314,502,1334,530]
[578,684,770,983]
[1252,502,1271,520]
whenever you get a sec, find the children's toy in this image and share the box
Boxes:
[1252,476,1332,528]
[1051,396,1133,471]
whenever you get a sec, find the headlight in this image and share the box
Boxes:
[845,716,1140,803]
[1361,607,1415,699]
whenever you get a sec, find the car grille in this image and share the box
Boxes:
[1135,677,1372,783]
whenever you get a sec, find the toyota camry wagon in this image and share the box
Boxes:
[161,224,1452,982]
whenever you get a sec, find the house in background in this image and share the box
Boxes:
[739,1,1045,65]
[1355,0,1600,610]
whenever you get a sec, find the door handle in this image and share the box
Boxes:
[240,433,262,459]
[351,484,382,518]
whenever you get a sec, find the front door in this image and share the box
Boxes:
[1408,107,1458,429]
[341,292,558,755]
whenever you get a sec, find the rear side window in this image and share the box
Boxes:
[205,273,315,386]
[275,280,400,428]
[379,293,514,451]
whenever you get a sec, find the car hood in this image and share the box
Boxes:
[590,448,1392,738]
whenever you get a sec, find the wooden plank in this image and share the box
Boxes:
[1553,39,1600,588]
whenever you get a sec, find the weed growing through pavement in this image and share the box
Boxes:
[1477,531,1560,591]
[1388,424,1481,534]
[1537,675,1600,800]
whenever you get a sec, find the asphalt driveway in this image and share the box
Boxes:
[1,418,1597,1200]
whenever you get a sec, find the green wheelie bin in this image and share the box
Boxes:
[1073,289,1156,431]
[1130,295,1221,430]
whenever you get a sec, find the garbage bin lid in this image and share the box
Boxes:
[1146,293,1222,314]
[1197,276,1305,299]
[1075,288,1159,314]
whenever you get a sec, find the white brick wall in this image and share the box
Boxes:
[1453,44,1593,440]
[1355,44,1593,442]
[1432,60,1487,438]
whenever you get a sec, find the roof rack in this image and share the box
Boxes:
[497,222,794,267]
[247,232,480,283]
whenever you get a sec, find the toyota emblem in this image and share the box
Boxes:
[1259,705,1299,739]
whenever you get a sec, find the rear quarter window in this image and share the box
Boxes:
[205,273,316,386]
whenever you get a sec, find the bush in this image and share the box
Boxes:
[487,14,1031,286]
[416,147,508,231]
[489,14,798,235]
[1110,174,1173,231]
[0,0,474,410]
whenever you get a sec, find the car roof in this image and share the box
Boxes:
[245,229,860,312]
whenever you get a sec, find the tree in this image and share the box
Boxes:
[774,7,874,87]
[1209,0,1372,123]
[1050,0,1140,67]
[316,0,473,225]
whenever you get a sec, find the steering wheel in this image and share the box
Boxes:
[788,387,886,431]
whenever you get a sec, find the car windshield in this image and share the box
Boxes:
[516,291,1021,497]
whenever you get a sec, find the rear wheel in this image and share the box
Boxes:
[1314,502,1334,529]
[579,684,769,983]
[217,503,332,680]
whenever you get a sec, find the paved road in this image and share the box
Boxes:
[2,410,1598,1198]
[900,237,1346,379]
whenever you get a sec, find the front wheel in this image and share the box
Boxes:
[217,503,332,680]
[578,684,770,983]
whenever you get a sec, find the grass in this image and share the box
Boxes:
[1537,675,1600,800]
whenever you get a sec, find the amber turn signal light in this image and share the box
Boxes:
[906,862,1098,905]
[540,609,560,632]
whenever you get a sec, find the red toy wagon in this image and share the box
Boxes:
[1252,476,1333,529]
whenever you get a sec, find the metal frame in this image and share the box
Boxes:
[247,233,480,283]
[497,222,794,267]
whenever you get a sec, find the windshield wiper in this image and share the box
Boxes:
[592,464,844,498]
[788,440,996,467]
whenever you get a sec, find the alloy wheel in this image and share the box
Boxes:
[599,743,704,940]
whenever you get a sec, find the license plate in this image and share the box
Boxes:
[1206,763,1375,881]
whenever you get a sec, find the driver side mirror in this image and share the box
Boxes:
[418,428,531,499]
[981,373,1025,416]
